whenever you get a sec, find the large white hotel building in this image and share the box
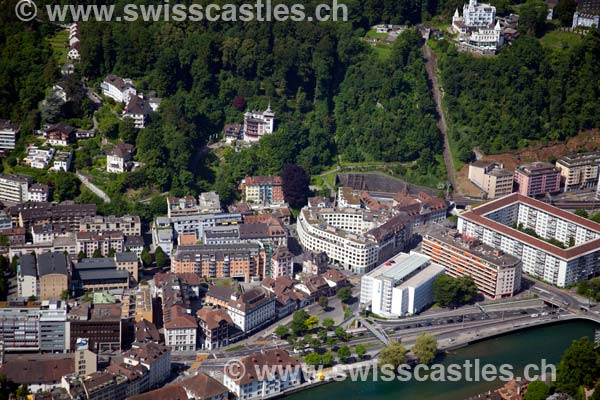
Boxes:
[297,206,411,274]
[458,193,600,287]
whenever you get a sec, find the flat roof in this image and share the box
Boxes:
[460,193,600,260]
[397,262,445,289]
[366,252,431,282]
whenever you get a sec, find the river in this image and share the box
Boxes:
[286,320,599,400]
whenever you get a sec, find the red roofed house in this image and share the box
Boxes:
[164,305,198,352]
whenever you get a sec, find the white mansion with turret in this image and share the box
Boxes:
[452,0,504,54]
[243,103,275,142]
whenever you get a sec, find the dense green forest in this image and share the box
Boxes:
[62,0,450,200]
[436,31,600,161]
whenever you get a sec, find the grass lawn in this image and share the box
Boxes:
[365,29,389,39]
[48,29,69,65]
[540,30,583,49]
[373,44,392,60]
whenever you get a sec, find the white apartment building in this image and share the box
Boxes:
[28,183,50,203]
[52,151,73,172]
[123,96,152,129]
[227,288,276,333]
[223,349,301,400]
[23,146,55,169]
[297,206,411,274]
[0,120,19,150]
[79,215,142,236]
[101,75,137,103]
[572,11,600,28]
[556,151,600,192]
[164,312,198,352]
[458,193,600,287]
[76,231,125,257]
[123,342,171,389]
[0,173,32,204]
[360,252,445,317]
[17,254,38,299]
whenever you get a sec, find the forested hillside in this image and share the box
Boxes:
[2,0,600,203]
[59,0,448,199]
[436,32,600,162]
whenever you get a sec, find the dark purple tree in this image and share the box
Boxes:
[281,164,309,209]
[232,95,246,111]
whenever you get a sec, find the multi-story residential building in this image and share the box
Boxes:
[152,218,174,255]
[167,196,200,218]
[197,308,232,350]
[107,143,135,173]
[28,183,50,202]
[52,150,73,171]
[32,223,71,244]
[46,123,76,146]
[572,0,600,27]
[359,252,445,317]
[199,191,222,213]
[0,300,67,352]
[115,252,139,282]
[224,123,243,142]
[227,287,276,333]
[164,305,198,352]
[513,162,561,197]
[68,303,123,352]
[17,254,38,299]
[223,349,301,400]
[74,338,98,376]
[457,192,600,287]
[393,191,449,227]
[10,202,96,230]
[271,246,294,278]
[125,235,145,257]
[123,342,171,389]
[73,258,130,291]
[171,243,268,282]
[76,230,125,257]
[123,96,152,129]
[242,176,285,207]
[0,210,12,230]
[101,75,137,103]
[297,206,412,274]
[555,151,600,192]
[468,161,514,198]
[173,213,243,242]
[38,252,69,301]
[242,104,275,142]
[23,146,55,169]
[0,173,32,204]
[0,119,19,150]
[422,229,522,298]
[79,215,142,236]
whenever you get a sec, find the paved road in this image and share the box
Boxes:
[423,43,458,194]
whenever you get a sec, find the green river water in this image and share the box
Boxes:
[287,320,599,400]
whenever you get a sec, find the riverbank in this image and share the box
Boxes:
[284,320,599,400]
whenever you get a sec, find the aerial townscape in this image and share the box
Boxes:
[1,0,600,400]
